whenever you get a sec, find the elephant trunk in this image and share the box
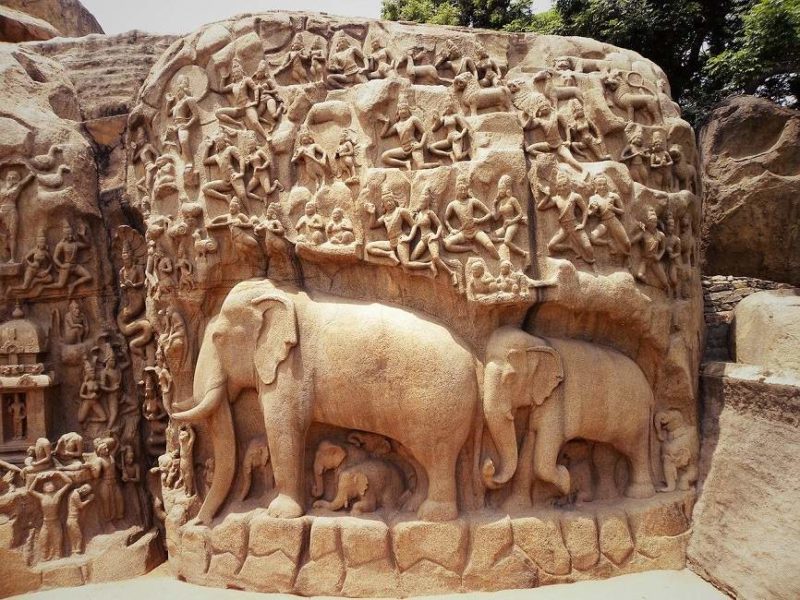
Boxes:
[311,462,325,498]
[482,389,518,490]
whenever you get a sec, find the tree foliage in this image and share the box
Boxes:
[381,0,800,123]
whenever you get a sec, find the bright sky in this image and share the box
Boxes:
[82,0,553,36]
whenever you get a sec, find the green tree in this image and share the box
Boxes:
[381,0,535,29]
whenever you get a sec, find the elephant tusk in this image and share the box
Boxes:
[172,380,226,422]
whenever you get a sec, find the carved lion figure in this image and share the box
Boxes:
[452,71,512,117]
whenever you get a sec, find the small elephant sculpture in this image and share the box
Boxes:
[654,409,698,492]
[482,326,656,509]
[313,458,409,514]
[237,436,271,501]
[557,440,595,504]
[310,439,367,499]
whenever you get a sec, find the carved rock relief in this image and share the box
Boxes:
[122,12,703,596]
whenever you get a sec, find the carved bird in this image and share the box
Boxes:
[29,145,64,171]
[36,164,71,189]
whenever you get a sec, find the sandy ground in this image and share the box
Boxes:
[15,565,729,600]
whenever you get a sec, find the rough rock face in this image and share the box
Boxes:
[0,0,102,40]
[123,12,703,596]
[701,96,800,285]
[734,289,800,375]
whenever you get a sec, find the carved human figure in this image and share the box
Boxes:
[152,155,178,200]
[435,39,476,78]
[468,258,498,298]
[291,127,328,191]
[23,437,54,476]
[428,101,471,163]
[146,243,176,301]
[679,213,696,270]
[654,409,698,492]
[365,188,423,268]
[475,45,502,87]
[405,186,460,285]
[649,132,673,190]
[333,130,359,182]
[536,171,595,264]
[92,438,124,522]
[565,100,610,161]
[378,100,438,170]
[523,101,583,172]
[620,124,650,185]
[663,212,684,299]
[66,484,93,555]
[246,139,283,202]
[99,353,124,429]
[27,471,71,561]
[252,60,284,133]
[7,395,25,439]
[44,223,93,296]
[63,299,88,344]
[325,208,355,245]
[209,199,262,264]
[443,174,499,258]
[313,458,407,514]
[78,358,105,425]
[202,132,248,206]
[0,168,34,262]
[10,232,53,294]
[237,436,271,501]
[177,426,196,496]
[491,174,528,261]
[164,75,200,169]
[271,36,312,84]
[587,174,631,256]
[295,201,326,245]
[121,445,147,523]
[669,144,697,193]
[216,58,270,141]
[365,38,395,79]
[54,432,84,470]
[326,37,367,89]
[629,207,669,290]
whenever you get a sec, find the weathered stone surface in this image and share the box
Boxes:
[701,95,800,285]
[1,0,102,39]
[340,518,391,567]
[598,512,634,566]
[210,513,249,557]
[0,5,59,42]
[562,514,600,571]
[734,289,800,375]
[691,363,800,600]
[247,514,307,561]
[238,552,297,593]
[513,516,571,576]
[391,519,468,573]
[462,517,536,591]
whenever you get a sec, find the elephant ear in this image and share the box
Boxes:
[251,290,298,386]
[526,346,564,406]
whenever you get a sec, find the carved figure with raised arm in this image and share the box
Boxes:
[443,173,499,258]
[629,207,669,291]
[587,174,630,256]
[270,35,311,84]
[246,139,283,202]
[365,38,395,79]
[620,124,650,186]
[428,101,471,163]
[378,99,438,170]
[164,75,201,169]
[216,58,271,141]
[565,100,611,161]
[291,127,328,191]
[333,130,359,182]
[27,471,72,561]
[523,100,583,172]
[66,484,94,554]
[365,187,423,268]
[0,167,34,262]
[326,38,367,89]
[202,131,249,206]
[406,185,460,285]
[44,222,93,295]
[536,171,595,264]
[10,231,53,293]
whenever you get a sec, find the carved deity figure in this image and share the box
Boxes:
[468,258,498,298]
[164,75,200,169]
[620,124,650,186]
[655,409,698,492]
[565,100,610,161]
[152,155,178,200]
[333,130,359,182]
[663,212,685,299]
[475,45,503,87]
[216,58,270,142]
[66,484,93,555]
[325,208,355,246]
[27,472,71,561]
[78,358,105,425]
[428,101,471,163]
[271,36,312,84]
[537,171,595,264]
[154,346,174,415]
[587,174,631,256]
[491,174,528,261]
[177,426,196,497]
[99,353,124,429]
[443,174,500,258]
[10,232,53,294]
[524,100,583,172]
[252,60,284,133]
[44,222,93,296]
[63,299,88,344]
[365,188,421,267]
[405,186,460,285]
[0,168,34,262]
[365,38,395,79]
[326,38,367,89]
[92,438,124,522]
[295,201,326,245]
[291,128,328,192]
[7,395,25,439]
[208,199,262,264]
[378,100,438,170]
[629,207,669,290]
[649,132,673,190]
[246,139,283,202]
[202,132,248,207]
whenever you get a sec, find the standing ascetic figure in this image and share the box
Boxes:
[164,75,201,170]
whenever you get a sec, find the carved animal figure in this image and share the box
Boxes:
[507,78,546,122]
[602,70,661,124]
[237,435,271,501]
[453,71,512,116]
[533,68,583,106]
[396,50,450,85]
[481,326,656,504]
[303,100,353,127]
[171,279,480,524]
[654,409,698,492]
[313,458,408,514]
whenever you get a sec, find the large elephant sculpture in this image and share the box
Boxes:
[172,279,479,524]
[481,326,656,505]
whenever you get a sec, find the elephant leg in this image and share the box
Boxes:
[618,433,655,498]
[417,450,459,521]
[502,426,535,512]
[262,392,309,518]
[351,494,376,515]
[592,443,620,499]
[533,429,570,496]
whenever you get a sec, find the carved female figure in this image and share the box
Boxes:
[378,100,438,170]
[565,100,610,161]
[587,174,631,256]
[629,207,669,290]
[295,201,326,245]
[78,359,105,425]
[92,438,124,522]
[291,128,328,192]
[443,174,500,258]
[63,299,87,344]
[99,353,123,429]
[491,174,528,261]
[663,212,683,299]
[428,102,471,163]
[246,139,283,202]
[475,45,502,87]
[649,132,673,190]
[620,124,650,185]
[523,101,584,172]
[536,171,595,264]
[467,258,498,299]
[0,168,34,262]
[252,60,284,133]
[405,186,460,285]
[216,58,271,142]
[10,232,53,293]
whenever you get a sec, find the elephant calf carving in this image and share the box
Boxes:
[313,458,409,515]
[172,279,479,524]
[482,326,656,507]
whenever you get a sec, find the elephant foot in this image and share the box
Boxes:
[626,481,656,499]
[267,493,304,518]
[417,499,458,522]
